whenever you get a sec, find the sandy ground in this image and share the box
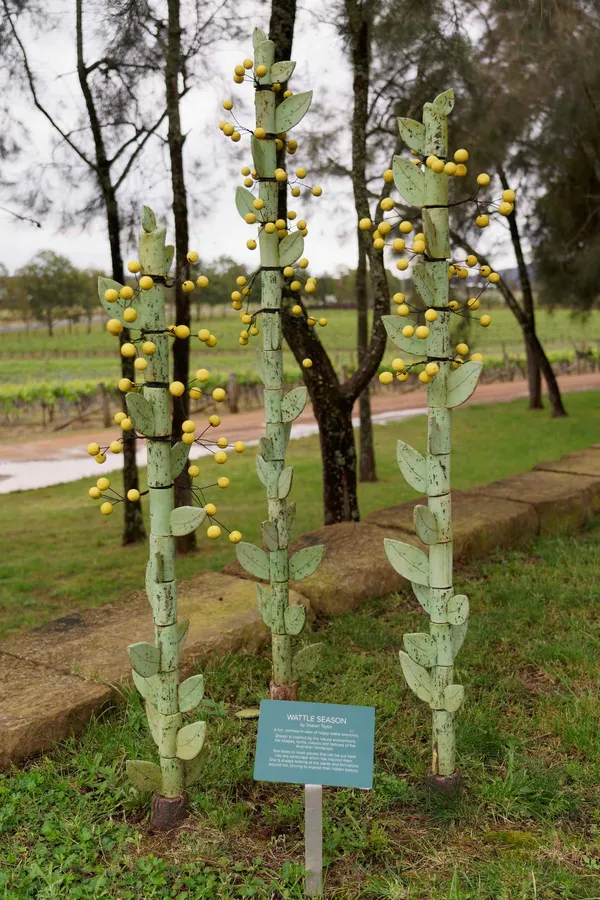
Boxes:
[1,371,598,464]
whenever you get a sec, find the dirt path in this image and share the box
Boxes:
[1,371,599,463]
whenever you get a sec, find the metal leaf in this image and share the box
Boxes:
[423,207,450,259]
[382,316,426,356]
[177,618,189,651]
[141,205,157,232]
[289,545,324,580]
[412,264,435,309]
[396,117,425,154]
[252,26,268,49]
[146,700,160,745]
[392,156,425,207]
[132,669,157,706]
[235,186,260,221]
[447,594,469,626]
[126,393,155,436]
[236,542,270,579]
[384,539,430,586]
[251,135,268,178]
[279,231,304,267]
[256,455,269,487]
[396,440,427,493]
[171,442,191,479]
[184,745,208,788]
[281,386,307,422]
[412,582,432,615]
[261,519,279,551]
[447,361,482,408]
[443,684,464,713]
[452,622,468,656]
[277,466,294,499]
[292,643,322,681]
[98,276,126,320]
[176,720,207,760]
[170,506,207,536]
[275,90,313,132]
[257,583,275,628]
[284,604,306,636]
[259,436,274,461]
[432,89,455,115]
[270,60,296,83]
[178,674,205,713]
[165,244,174,273]
[413,505,438,545]
[127,641,160,677]
[399,650,432,703]
[126,759,162,793]
[403,632,437,668]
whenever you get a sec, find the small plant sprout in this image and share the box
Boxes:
[373,91,513,793]
[85,207,244,829]
[224,27,324,701]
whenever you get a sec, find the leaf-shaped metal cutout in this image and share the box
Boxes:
[284,604,306,636]
[432,89,455,115]
[397,117,425,153]
[177,618,189,651]
[178,674,205,713]
[447,361,482,408]
[384,539,430,586]
[412,264,436,309]
[452,622,468,656]
[184,745,208,788]
[170,506,207,536]
[277,466,294,499]
[98,276,125,319]
[423,207,450,259]
[403,633,437,668]
[289,545,324,580]
[236,542,270,579]
[279,231,304,267]
[399,650,432,703]
[165,244,174,273]
[127,641,160,677]
[145,701,160,745]
[412,582,432,615]
[126,759,162,793]
[251,135,268,177]
[171,442,191,479]
[141,205,157,232]
[396,440,427,493]
[447,594,469,626]
[270,60,296,83]
[382,316,426,356]
[257,583,275,628]
[261,519,279,551]
[256,455,269,487]
[126,393,155,436]
[443,684,464,713]
[392,156,425,207]
[259,436,274,461]
[235,186,260,221]
[413,505,438,545]
[252,26,268,49]
[292,643,322,680]
[281,386,307,422]
[176,720,207,760]
[275,90,313,132]
[132,669,157,706]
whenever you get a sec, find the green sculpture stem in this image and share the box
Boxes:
[254,40,294,695]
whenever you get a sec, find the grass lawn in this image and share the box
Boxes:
[1,391,599,640]
[1,306,599,386]
[2,524,600,897]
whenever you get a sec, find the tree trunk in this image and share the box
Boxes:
[47,313,53,337]
[166,0,194,553]
[356,229,376,481]
[532,331,568,417]
[76,0,144,545]
[525,333,543,409]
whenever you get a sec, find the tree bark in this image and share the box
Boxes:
[165,0,194,553]
[76,0,144,544]
[356,230,376,481]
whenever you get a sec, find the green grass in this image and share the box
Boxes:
[0,390,599,640]
[1,306,599,385]
[2,524,600,897]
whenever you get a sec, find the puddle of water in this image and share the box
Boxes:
[0,408,426,494]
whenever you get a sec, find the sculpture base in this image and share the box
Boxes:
[150,793,188,830]
[269,681,299,700]
[427,769,461,796]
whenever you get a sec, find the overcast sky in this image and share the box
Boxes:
[1,0,515,278]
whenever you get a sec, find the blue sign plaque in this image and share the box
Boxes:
[253,700,375,789]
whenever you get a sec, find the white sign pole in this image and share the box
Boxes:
[304,784,323,896]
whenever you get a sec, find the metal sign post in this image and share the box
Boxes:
[304,784,323,897]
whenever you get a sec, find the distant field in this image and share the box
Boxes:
[0,306,599,385]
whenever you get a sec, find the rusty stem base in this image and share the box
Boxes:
[427,768,461,796]
[269,681,299,701]
[150,793,188,831]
